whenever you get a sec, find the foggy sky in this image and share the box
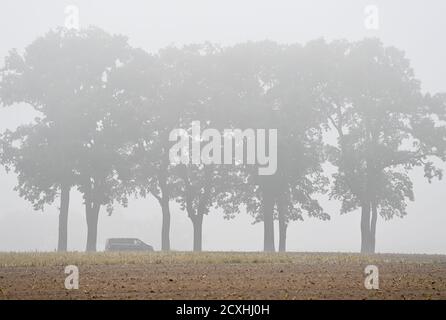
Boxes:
[0,0,445,253]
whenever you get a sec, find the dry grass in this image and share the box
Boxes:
[0,252,292,267]
[1,251,445,268]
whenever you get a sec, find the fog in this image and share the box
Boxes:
[0,0,445,253]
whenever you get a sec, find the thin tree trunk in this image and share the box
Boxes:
[278,221,287,253]
[57,184,71,252]
[277,196,287,252]
[161,198,171,251]
[86,202,100,252]
[192,214,203,252]
[262,191,275,252]
[370,202,378,254]
[360,201,372,254]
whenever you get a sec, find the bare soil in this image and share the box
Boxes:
[0,252,445,300]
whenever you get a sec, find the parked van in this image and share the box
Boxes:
[105,238,154,252]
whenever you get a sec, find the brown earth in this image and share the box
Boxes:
[0,252,445,300]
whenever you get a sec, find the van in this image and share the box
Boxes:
[105,238,154,252]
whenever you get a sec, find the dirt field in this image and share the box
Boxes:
[0,252,445,300]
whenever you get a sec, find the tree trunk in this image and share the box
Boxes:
[192,214,203,252]
[262,191,275,252]
[278,220,287,253]
[161,198,171,251]
[370,202,378,254]
[86,202,101,252]
[57,184,71,252]
[360,201,372,254]
[277,196,287,252]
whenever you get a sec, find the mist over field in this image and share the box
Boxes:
[0,0,445,255]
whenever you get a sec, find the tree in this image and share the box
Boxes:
[214,41,330,252]
[166,44,230,252]
[112,45,211,251]
[268,41,334,251]
[0,27,133,252]
[109,48,174,250]
[0,121,75,251]
[327,39,446,253]
[213,41,282,252]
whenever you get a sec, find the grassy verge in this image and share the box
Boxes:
[1,251,445,268]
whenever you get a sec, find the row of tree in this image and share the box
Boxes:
[0,27,445,253]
